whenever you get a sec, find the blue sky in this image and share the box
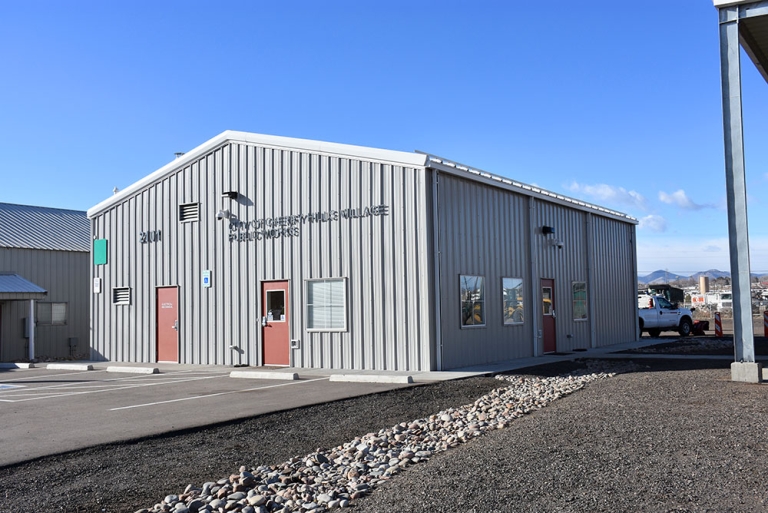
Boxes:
[1,1,766,276]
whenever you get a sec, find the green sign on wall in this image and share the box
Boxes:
[93,239,108,265]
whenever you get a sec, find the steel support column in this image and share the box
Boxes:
[718,6,755,364]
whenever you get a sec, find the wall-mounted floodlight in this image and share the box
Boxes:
[222,191,238,199]
[216,209,231,220]
[542,226,555,235]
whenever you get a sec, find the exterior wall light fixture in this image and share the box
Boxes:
[550,238,564,249]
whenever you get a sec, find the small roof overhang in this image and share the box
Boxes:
[0,273,48,301]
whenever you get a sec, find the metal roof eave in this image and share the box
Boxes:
[715,0,768,83]
[0,292,48,301]
[0,273,48,300]
[426,158,638,225]
[87,131,428,218]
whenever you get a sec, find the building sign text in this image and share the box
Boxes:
[229,205,390,242]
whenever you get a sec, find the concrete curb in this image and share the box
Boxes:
[0,363,36,369]
[329,374,414,384]
[46,363,94,371]
[106,366,159,374]
[230,371,299,381]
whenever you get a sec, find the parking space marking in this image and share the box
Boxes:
[0,368,217,383]
[0,374,229,403]
[1,370,102,382]
[109,377,330,411]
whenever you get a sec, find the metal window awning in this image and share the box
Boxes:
[0,273,47,301]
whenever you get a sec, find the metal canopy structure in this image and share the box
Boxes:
[714,1,768,380]
[0,272,47,301]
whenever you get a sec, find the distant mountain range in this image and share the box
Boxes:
[638,269,765,285]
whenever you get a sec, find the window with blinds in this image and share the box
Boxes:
[113,287,131,305]
[179,202,200,222]
[306,278,347,331]
[37,302,67,325]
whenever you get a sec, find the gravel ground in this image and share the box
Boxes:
[3,357,768,513]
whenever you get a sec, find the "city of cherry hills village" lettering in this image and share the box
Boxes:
[229,204,390,242]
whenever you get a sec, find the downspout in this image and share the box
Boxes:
[632,225,639,341]
[432,168,443,371]
[529,197,540,356]
[586,213,597,348]
[28,300,35,361]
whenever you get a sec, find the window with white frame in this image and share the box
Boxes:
[460,275,485,327]
[37,302,67,326]
[306,278,347,331]
[502,277,524,325]
[573,281,588,320]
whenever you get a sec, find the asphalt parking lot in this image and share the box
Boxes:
[0,364,417,467]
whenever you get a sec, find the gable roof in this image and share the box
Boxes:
[0,203,89,252]
[86,130,636,224]
[88,131,429,217]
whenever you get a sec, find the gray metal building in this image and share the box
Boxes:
[88,131,638,371]
[0,203,90,361]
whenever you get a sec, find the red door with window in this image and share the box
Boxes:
[541,279,556,353]
[156,287,179,362]
[262,281,290,366]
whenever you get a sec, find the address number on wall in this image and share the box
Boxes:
[139,230,162,243]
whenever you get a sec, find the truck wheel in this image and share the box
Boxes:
[648,329,661,338]
[678,319,692,337]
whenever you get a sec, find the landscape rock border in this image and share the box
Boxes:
[140,361,641,513]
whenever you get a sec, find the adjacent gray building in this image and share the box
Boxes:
[88,131,638,371]
[0,203,90,361]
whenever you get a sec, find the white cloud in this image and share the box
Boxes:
[658,189,715,210]
[566,182,646,210]
[638,215,667,232]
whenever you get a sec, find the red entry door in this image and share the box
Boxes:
[156,287,179,362]
[262,281,290,366]
[541,279,556,353]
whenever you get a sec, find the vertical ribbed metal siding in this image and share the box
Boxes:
[91,142,432,371]
[438,174,534,369]
[436,174,637,369]
[589,216,637,345]
[0,248,89,361]
[532,201,591,352]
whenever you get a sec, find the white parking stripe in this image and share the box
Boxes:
[0,368,221,382]
[109,377,330,411]
[0,371,229,397]
[0,374,228,403]
[1,370,105,382]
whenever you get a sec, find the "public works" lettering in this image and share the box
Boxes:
[228,204,390,242]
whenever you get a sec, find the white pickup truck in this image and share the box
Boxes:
[638,295,695,337]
